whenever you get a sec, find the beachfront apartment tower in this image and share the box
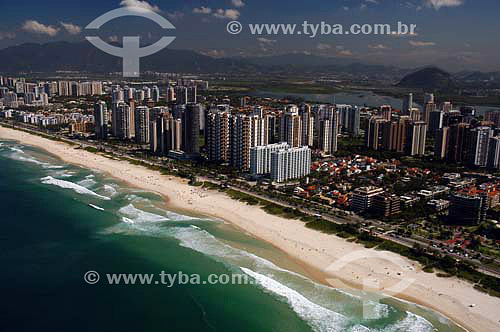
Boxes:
[250,142,290,176]
[94,101,108,140]
[280,105,302,148]
[112,102,133,139]
[206,110,231,163]
[182,103,201,157]
[270,146,311,183]
[134,106,150,145]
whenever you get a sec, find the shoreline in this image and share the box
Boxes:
[1,126,499,332]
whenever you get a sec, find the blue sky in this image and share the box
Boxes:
[0,0,499,71]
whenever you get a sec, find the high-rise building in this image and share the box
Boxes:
[319,120,332,153]
[229,114,264,170]
[267,114,278,144]
[380,105,392,121]
[134,106,150,144]
[250,142,289,176]
[299,104,314,146]
[402,93,413,114]
[182,103,201,157]
[152,86,160,102]
[365,117,387,151]
[58,81,71,96]
[423,102,436,126]
[187,86,197,103]
[405,121,427,156]
[112,102,133,139]
[485,110,500,127]
[150,113,182,155]
[428,110,444,136]
[434,127,449,159]
[166,86,175,102]
[321,106,339,153]
[441,101,453,113]
[206,110,231,162]
[270,146,311,183]
[94,101,108,140]
[175,86,188,105]
[280,105,302,148]
[424,93,435,104]
[384,116,410,153]
[348,106,360,136]
[112,86,124,104]
[123,86,134,101]
[446,123,470,163]
[466,126,493,167]
[487,136,500,169]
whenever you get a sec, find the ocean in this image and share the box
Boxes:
[0,139,465,332]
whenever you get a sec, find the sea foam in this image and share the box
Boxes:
[118,204,169,223]
[40,176,110,200]
[241,267,364,332]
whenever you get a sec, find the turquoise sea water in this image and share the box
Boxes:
[0,139,466,332]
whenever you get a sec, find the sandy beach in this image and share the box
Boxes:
[1,125,499,332]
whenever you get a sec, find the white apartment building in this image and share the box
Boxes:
[270,146,311,183]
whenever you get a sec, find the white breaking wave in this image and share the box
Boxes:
[50,170,73,178]
[376,312,433,332]
[7,146,64,169]
[77,178,98,188]
[102,184,118,197]
[43,164,64,169]
[99,211,435,332]
[89,204,105,211]
[40,176,111,200]
[9,151,47,166]
[241,267,366,332]
[118,204,169,223]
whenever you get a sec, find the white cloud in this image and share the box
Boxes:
[213,9,240,20]
[0,31,16,40]
[316,43,332,50]
[166,11,184,20]
[365,0,379,4]
[120,0,161,13]
[200,49,226,58]
[368,44,389,50]
[338,50,353,56]
[231,0,245,8]
[409,40,436,47]
[60,22,81,35]
[257,38,276,44]
[390,31,419,38]
[193,7,212,14]
[424,0,464,10]
[22,20,59,36]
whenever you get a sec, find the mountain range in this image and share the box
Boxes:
[1,41,500,88]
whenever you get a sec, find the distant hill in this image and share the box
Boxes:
[397,67,455,90]
[0,41,257,74]
[0,41,407,78]
[0,41,498,86]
